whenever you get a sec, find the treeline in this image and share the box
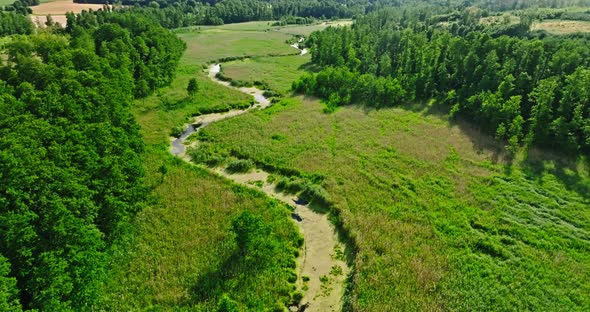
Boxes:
[536,8,590,22]
[113,0,358,28]
[67,0,590,30]
[272,15,317,26]
[293,9,590,153]
[73,0,453,28]
[0,11,33,35]
[0,0,37,35]
[0,11,184,311]
[3,0,39,15]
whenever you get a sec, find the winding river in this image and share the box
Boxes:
[169,42,348,312]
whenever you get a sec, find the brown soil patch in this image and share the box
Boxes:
[30,0,113,27]
[532,20,590,34]
[32,0,107,15]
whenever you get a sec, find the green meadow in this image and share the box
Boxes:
[101,24,307,311]
[199,96,590,310]
[104,20,590,311]
[222,55,311,93]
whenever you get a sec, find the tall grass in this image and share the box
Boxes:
[202,96,590,311]
[101,24,315,311]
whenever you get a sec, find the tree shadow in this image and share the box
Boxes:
[358,98,590,201]
[359,99,512,165]
[159,95,192,111]
[297,61,323,73]
[189,251,242,304]
[521,148,590,200]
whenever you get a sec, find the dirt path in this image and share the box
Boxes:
[169,42,350,311]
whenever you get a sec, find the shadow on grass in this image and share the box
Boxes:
[522,149,590,200]
[189,251,242,304]
[362,99,512,165]
[298,61,323,73]
[357,99,590,200]
[159,95,192,111]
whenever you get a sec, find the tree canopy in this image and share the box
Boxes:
[293,8,590,154]
[0,11,185,311]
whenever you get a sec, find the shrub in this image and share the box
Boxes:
[275,176,306,194]
[300,183,331,206]
[287,270,297,283]
[226,159,255,173]
[188,142,226,167]
[170,124,186,137]
[217,294,239,312]
[291,291,304,305]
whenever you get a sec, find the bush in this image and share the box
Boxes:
[226,159,255,173]
[170,124,186,137]
[188,142,226,167]
[217,294,239,312]
[276,176,306,194]
[300,183,331,207]
[287,270,297,283]
[291,291,304,305]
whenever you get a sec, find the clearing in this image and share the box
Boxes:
[532,19,590,34]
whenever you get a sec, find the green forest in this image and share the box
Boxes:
[0,10,184,311]
[293,8,590,153]
[0,0,589,311]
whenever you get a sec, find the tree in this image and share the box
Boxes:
[0,256,21,312]
[217,294,239,312]
[187,78,199,96]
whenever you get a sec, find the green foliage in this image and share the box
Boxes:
[297,8,590,154]
[217,294,239,312]
[89,0,365,29]
[0,256,21,312]
[187,78,199,96]
[226,159,255,173]
[188,142,228,167]
[66,10,186,98]
[291,291,304,305]
[0,12,33,35]
[0,10,185,311]
[202,93,590,311]
[170,124,187,137]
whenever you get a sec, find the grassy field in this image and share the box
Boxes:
[222,54,311,93]
[176,29,295,66]
[101,24,309,311]
[532,19,590,34]
[200,97,590,310]
[103,20,590,311]
[102,149,302,311]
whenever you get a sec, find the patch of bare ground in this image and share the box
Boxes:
[30,0,114,27]
[532,20,590,34]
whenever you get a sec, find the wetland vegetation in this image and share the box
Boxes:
[1,0,589,311]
